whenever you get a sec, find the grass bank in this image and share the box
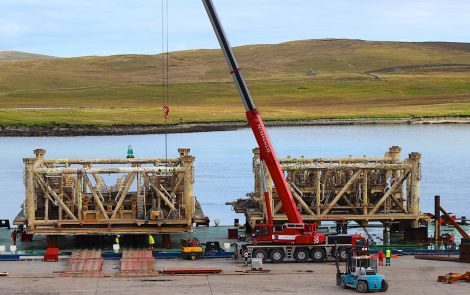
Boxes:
[1,39,470,127]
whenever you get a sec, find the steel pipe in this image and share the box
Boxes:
[34,167,185,174]
[42,158,179,164]
[281,163,412,171]
[280,157,394,164]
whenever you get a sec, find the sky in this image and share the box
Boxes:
[1,0,470,57]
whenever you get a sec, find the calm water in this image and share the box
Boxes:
[1,125,469,225]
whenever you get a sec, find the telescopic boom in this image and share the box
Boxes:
[202,0,302,224]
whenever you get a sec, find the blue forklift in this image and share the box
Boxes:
[335,247,388,293]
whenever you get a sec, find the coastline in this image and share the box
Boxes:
[1,117,470,137]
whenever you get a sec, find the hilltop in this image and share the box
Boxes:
[0,51,56,62]
[0,39,470,128]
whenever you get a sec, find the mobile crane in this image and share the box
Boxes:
[203,0,366,263]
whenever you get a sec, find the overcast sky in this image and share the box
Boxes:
[1,0,470,57]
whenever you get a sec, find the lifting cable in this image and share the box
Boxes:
[161,0,170,164]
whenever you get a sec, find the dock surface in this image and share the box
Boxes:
[0,256,468,294]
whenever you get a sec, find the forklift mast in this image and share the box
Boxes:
[202,0,302,225]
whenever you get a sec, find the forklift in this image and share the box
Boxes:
[335,246,388,293]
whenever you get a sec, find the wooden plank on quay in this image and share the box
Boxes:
[116,250,159,277]
[161,268,222,275]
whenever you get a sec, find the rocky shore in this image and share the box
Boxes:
[1,117,469,136]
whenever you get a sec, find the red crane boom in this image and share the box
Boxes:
[201,1,369,258]
[202,0,302,224]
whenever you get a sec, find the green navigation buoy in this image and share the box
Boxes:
[127,145,134,158]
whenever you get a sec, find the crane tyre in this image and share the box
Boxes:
[356,281,368,293]
[310,248,326,263]
[252,249,268,263]
[338,248,349,262]
[270,249,285,263]
[293,248,309,262]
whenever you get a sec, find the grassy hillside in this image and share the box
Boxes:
[1,39,470,126]
[0,51,56,62]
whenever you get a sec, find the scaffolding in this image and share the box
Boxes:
[14,148,207,234]
[229,146,430,232]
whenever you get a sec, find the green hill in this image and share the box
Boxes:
[0,51,56,62]
[1,39,470,126]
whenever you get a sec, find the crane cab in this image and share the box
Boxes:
[253,224,272,243]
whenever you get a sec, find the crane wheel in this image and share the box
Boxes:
[356,281,368,293]
[190,254,197,260]
[310,248,326,263]
[252,249,268,263]
[270,249,285,263]
[380,280,388,292]
[293,248,309,263]
[337,248,349,262]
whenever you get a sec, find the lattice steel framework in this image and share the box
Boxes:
[15,148,205,234]
[230,146,429,229]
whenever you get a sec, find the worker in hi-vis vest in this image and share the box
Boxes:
[115,235,120,245]
[148,234,155,250]
[385,247,392,266]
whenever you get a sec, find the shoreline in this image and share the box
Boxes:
[1,117,470,137]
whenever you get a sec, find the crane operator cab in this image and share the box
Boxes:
[253,224,270,238]
[252,223,279,243]
[354,236,369,256]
